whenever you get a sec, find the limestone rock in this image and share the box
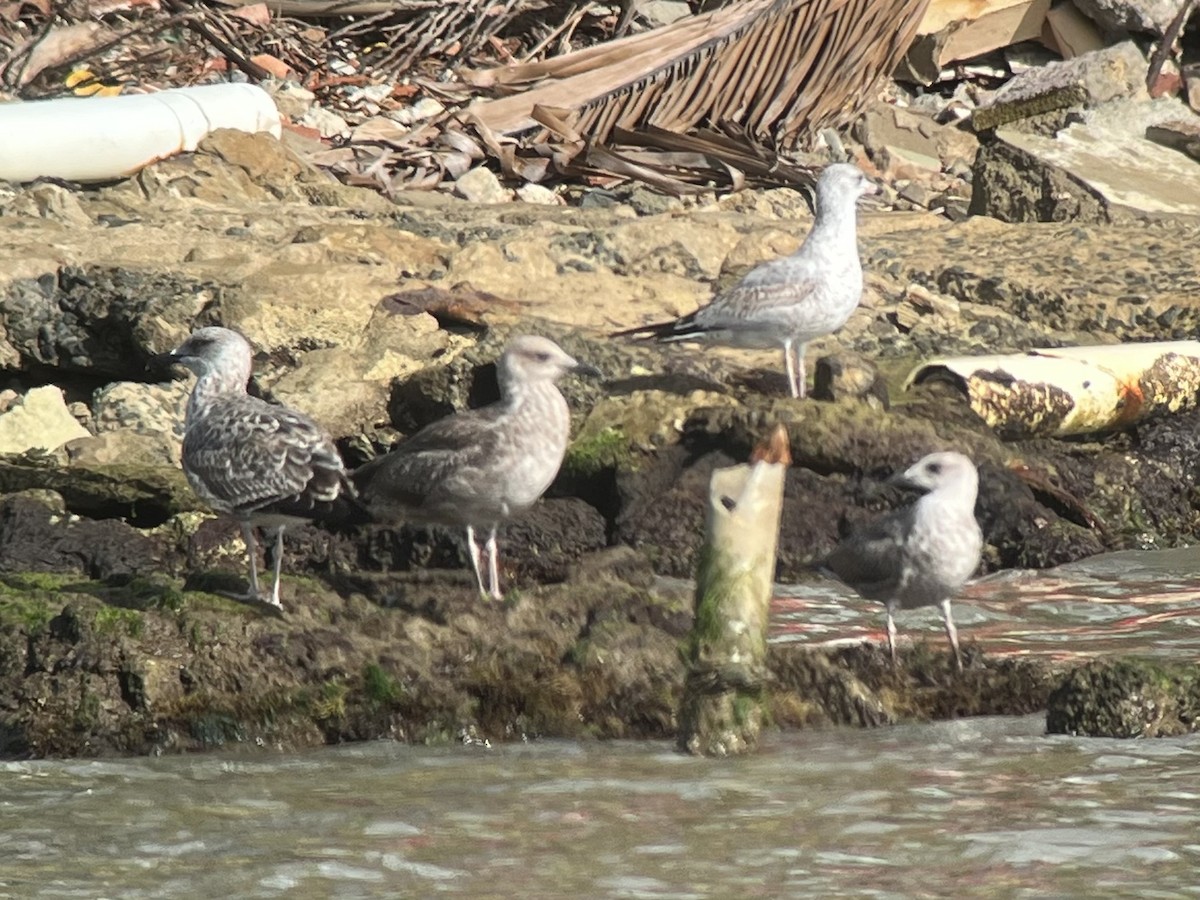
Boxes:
[971,108,1200,223]
[454,166,512,204]
[263,80,316,119]
[1072,0,1182,35]
[299,105,350,139]
[93,381,189,440]
[65,429,180,468]
[516,183,561,205]
[855,103,979,172]
[0,386,90,454]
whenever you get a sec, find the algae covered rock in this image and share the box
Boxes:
[1046,658,1200,738]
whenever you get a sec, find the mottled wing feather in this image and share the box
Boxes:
[352,407,505,517]
[693,278,823,332]
[824,507,913,601]
[184,398,348,518]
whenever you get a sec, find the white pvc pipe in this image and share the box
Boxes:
[0,83,282,184]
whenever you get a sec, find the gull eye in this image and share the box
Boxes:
[534,351,552,363]
[926,462,942,476]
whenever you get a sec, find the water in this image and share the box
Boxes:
[4,548,1200,898]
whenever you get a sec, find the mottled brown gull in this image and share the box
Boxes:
[611,162,877,398]
[352,335,601,600]
[164,327,353,609]
[822,451,982,671]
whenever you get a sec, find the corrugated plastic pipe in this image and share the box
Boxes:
[0,83,281,184]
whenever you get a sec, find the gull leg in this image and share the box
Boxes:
[266,525,286,610]
[783,340,798,398]
[485,526,502,601]
[465,525,488,599]
[941,598,964,672]
[885,602,898,667]
[240,522,263,599]
[795,343,808,399]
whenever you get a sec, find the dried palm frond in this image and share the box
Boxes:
[467,0,930,151]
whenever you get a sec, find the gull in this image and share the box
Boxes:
[351,335,600,600]
[822,451,983,671]
[163,326,353,609]
[611,162,877,398]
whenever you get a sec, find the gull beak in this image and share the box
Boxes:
[573,360,603,378]
[886,469,929,495]
[148,347,183,376]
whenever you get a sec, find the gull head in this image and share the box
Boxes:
[816,162,879,206]
[889,451,978,499]
[498,335,602,389]
[165,326,254,380]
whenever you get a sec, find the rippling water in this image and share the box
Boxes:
[3,548,1200,898]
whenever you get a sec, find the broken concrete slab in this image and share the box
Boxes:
[1073,0,1186,35]
[971,102,1200,222]
[899,0,1052,85]
[855,103,979,172]
[1146,119,1200,161]
[973,40,1148,131]
[1043,0,1107,58]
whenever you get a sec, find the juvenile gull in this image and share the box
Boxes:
[822,451,982,671]
[352,335,600,600]
[165,327,353,609]
[611,162,877,399]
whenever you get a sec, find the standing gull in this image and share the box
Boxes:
[352,335,600,600]
[611,162,877,398]
[822,451,983,671]
[164,327,353,609]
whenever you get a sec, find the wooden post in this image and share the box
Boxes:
[677,425,790,756]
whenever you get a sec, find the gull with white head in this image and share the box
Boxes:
[822,451,983,671]
[611,162,878,398]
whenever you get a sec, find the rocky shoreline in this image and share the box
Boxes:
[3,132,1200,755]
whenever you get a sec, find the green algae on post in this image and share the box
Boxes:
[677,425,789,756]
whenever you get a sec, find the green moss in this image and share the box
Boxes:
[362,663,402,707]
[563,426,632,476]
[0,572,75,594]
[94,606,144,638]
[686,544,739,661]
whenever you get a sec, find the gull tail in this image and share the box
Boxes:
[609,311,705,343]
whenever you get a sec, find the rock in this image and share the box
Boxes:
[0,386,90,454]
[1145,119,1200,160]
[1046,658,1200,737]
[454,166,512,203]
[0,454,197,523]
[811,353,889,410]
[516,183,561,205]
[262,80,316,119]
[640,0,691,26]
[92,380,189,440]
[65,430,180,468]
[0,266,215,377]
[1072,0,1182,35]
[971,103,1200,223]
[0,490,171,580]
[3,183,92,226]
[974,41,1148,131]
[855,103,979,172]
[1044,0,1107,58]
[267,305,452,439]
[299,105,350,139]
[389,97,446,125]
